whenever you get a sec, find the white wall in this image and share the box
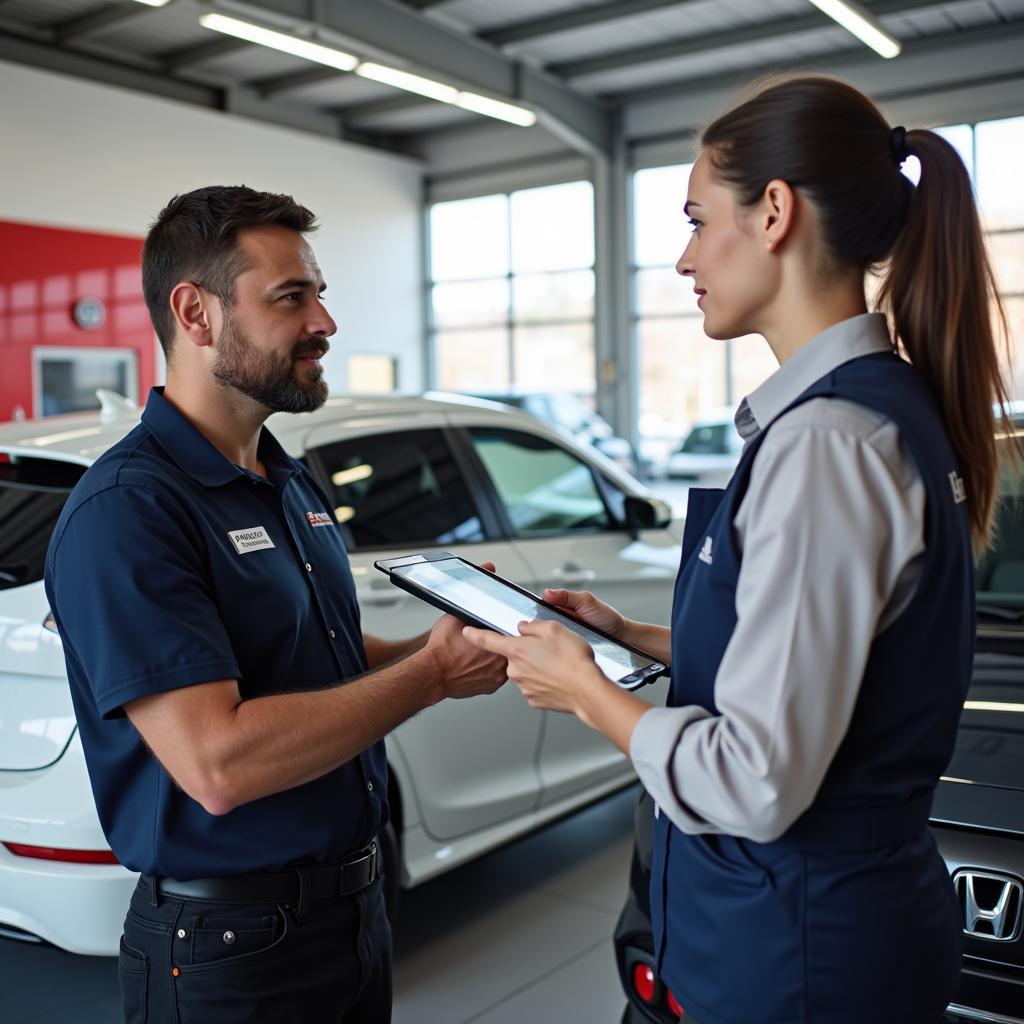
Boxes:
[0,59,425,394]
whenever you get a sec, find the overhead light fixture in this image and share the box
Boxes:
[196,12,536,127]
[198,12,359,71]
[455,92,537,127]
[807,0,901,58]
[355,62,458,103]
[132,0,172,6]
[355,62,536,126]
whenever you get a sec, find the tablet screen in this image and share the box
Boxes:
[392,557,656,682]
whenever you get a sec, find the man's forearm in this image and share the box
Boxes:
[157,648,443,816]
[363,630,429,670]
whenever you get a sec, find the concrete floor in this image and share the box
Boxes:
[0,787,637,1024]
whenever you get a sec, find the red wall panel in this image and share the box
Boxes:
[0,219,156,421]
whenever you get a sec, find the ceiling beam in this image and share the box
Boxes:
[0,27,416,158]
[51,1,163,44]
[336,93,436,128]
[549,0,956,80]
[159,35,252,72]
[0,26,219,107]
[480,0,703,48]
[252,65,346,99]
[335,92,431,118]
[622,17,1024,140]
[226,0,614,156]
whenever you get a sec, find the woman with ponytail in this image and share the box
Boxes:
[465,75,1014,1022]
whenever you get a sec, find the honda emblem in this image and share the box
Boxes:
[953,870,1023,942]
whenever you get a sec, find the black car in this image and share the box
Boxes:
[615,455,1024,1023]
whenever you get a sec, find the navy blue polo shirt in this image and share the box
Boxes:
[44,388,386,880]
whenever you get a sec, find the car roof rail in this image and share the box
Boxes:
[96,389,138,422]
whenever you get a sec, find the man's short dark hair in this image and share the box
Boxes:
[142,185,318,357]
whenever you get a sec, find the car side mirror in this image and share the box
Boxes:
[623,495,672,538]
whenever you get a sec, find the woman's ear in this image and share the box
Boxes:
[169,282,214,349]
[761,178,796,252]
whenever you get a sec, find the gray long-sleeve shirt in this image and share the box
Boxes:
[631,313,927,843]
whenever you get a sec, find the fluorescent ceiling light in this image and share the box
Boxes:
[355,62,458,103]
[198,12,359,71]
[455,92,537,127]
[807,0,901,58]
[357,61,537,127]
[198,13,535,127]
[133,0,172,6]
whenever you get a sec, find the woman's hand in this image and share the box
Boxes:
[542,587,628,639]
[461,619,605,717]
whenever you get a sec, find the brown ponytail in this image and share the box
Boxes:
[878,129,1012,553]
[702,75,1013,553]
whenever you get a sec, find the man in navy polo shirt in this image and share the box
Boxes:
[44,186,508,1024]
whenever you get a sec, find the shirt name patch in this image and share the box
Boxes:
[228,526,276,554]
[306,511,334,527]
[948,471,967,505]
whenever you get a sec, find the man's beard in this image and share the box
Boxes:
[212,312,329,414]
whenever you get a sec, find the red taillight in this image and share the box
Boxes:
[3,842,119,864]
[632,962,657,1003]
[666,989,685,1018]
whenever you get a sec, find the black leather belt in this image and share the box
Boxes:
[145,841,378,903]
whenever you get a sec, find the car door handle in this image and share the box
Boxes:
[357,588,409,608]
[550,563,596,585]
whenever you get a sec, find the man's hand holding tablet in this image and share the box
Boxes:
[374,552,666,692]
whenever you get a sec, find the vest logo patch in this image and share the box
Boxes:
[948,471,967,505]
[306,511,334,527]
[698,536,714,565]
[227,526,275,554]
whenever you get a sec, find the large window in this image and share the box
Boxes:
[632,165,775,456]
[975,116,1024,398]
[428,182,596,396]
[632,113,1024,453]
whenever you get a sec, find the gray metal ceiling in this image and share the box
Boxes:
[0,0,1021,158]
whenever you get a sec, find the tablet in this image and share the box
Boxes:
[374,551,666,690]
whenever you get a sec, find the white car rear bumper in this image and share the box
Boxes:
[0,844,134,955]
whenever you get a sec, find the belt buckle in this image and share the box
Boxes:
[340,841,376,894]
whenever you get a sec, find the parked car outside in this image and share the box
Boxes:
[664,409,742,486]
[614,424,1024,1024]
[471,390,644,476]
[0,391,681,956]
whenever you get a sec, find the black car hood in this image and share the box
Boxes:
[931,649,1024,836]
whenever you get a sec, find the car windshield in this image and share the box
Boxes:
[0,456,86,591]
[678,423,731,455]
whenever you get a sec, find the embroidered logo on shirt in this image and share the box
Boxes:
[227,526,275,554]
[698,536,714,565]
[306,511,334,527]
[948,471,967,505]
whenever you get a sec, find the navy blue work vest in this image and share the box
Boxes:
[650,353,972,1023]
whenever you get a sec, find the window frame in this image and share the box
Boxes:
[426,182,597,396]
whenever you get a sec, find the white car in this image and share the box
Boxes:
[665,409,743,486]
[0,392,681,955]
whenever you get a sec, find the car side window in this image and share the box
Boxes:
[310,429,484,550]
[469,427,612,537]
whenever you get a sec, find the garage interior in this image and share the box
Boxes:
[1,0,1023,1022]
